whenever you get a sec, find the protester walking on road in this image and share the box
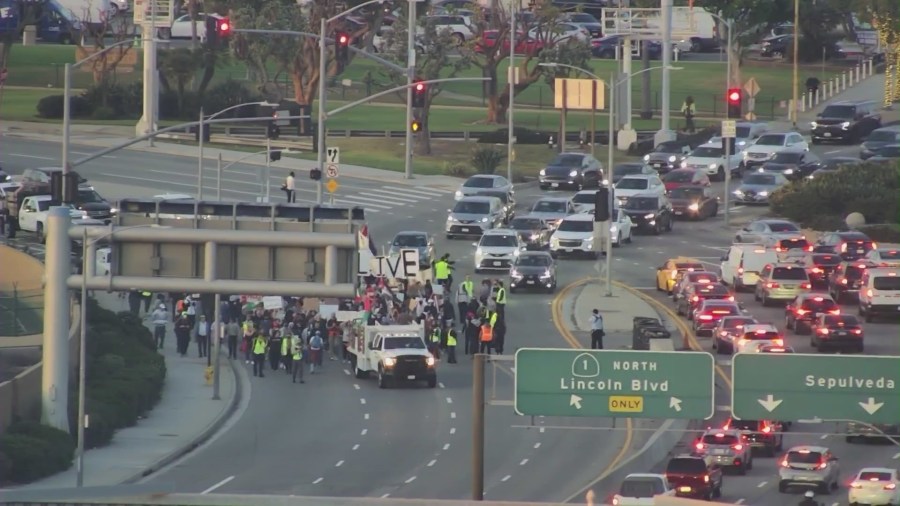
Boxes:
[291,335,305,384]
[493,280,507,323]
[590,309,605,349]
[196,314,210,358]
[174,312,192,356]
[479,320,493,354]
[281,331,293,374]
[445,323,458,364]
[225,319,240,359]
[252,331,268,377]
[284,172,296,203]
[149,303,169,350]
[456,275,473,325]
[309,331,324,373]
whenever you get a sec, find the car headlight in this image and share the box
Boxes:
[610,225,618,233]
[758,191,769,196]
[644,213,655,219]
[383,357,396,367]
[688,203,699,211]
[481,217,488,222]
[810,121,818,129]
[426,356,436,366]
[539,169,546,176]
[447,215,454,222]
[784,168,794,175]
[601,178,609,186]
[513,248,520,257]
[733,190,744,196]
[584,235,594,243]
[681,161,688,168]
[455,190,463,199]
[841,121,850,129]
[109,207,118,214]
[511,269,522,278]
[742,152,750,160]
[476,247,483,256]
[530,233,539,240]
[737,140,746,147]
[569,169,578,177]
[709,163,717,169]
[668,155,676,162]
[643,154,650,161]
[540,270,552,279]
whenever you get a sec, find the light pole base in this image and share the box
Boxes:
[616,128,638,151]
[653,129,677,146]
[135,115,157,140]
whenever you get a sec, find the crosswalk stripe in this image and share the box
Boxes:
[380,185,452,197]
[337,195,398,208]
[333,201,380,213]
[333,196,392,209]
[362,188,432,201]
[357,191,414,205]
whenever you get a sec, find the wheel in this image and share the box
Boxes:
[796,321,809,335]
[778,481,787,493]
[737,463,746,475]
[36,223,44,243]
[377,366,389,388]
[666,217,674,232]
[676,303,683,316]
[427,376,437,388]
[656,274,663,291]
[856,344,864,353]
[846,435,856,443]
[785,316,794,330]
[747,457,753,470]
[452,33,465,45]
[691,39,702,52]
[612,233,621,247]
[625,232,632,243]
[157,27,171,39]
[446,234,455,239]
[716,166,725,181]
[653,222,662,235]
[58,33,71,44]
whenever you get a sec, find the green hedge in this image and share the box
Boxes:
[0,297,166,485]
[770,161,900,231]
[857,223,900,244]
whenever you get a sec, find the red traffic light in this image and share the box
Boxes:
[727,88,741,104]
[337,32,350,46]
[217,18,231,36]
[414,81,426,93]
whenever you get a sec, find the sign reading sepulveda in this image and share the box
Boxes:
[514,348,715,419]
[732,353,900,424]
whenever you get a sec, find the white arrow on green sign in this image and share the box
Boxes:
[732,353,900,424]
[513,348,715,419]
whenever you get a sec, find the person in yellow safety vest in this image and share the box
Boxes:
[456,275,474,325]
[493,280,507,322]
[251,332,268,378]
[281,334,293,375]
[485,308,498,329]
[291,336,305,384]
[445,324,458,364]
[140,290,153,313]
[433,254,454,291]
[479,321,493,354]
[681,96,696,133]
[429,327,442,360]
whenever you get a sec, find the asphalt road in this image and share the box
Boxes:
[2,134,895,505]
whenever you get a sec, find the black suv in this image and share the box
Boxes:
[664,454,723,500]
[75,186,115,223]
[827,261,869,303]
[621,194,674,235]
[724,418,784,456]
[811,100,881,144]
[816,231,875,261]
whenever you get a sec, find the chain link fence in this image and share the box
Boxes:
[0,282,44,337]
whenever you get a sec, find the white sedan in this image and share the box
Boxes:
[166,13,224,40]
[610,208,634,247]
[849,468,900,506]
[528,23,590,43]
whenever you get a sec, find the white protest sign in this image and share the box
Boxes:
[367,249,420,279]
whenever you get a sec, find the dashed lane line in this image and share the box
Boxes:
[405,476,417,484]
[427,459,437,467]
[450,428,456,434]
[501,475,511,482]
[442,443,450,450]
[360,398,366,405]
[353,384,361,390]
[446,397,453,404]
[450,412,457,419]
[438,382,446,388]
[361,429,368,436]
[200,475,234,494]
[519,459,529,466]
[352,444,360,451]
[757,481,768,488]
[313,477,324,484]
[335,460,344,467]
[364,413,370,420]
[533,442,541,449]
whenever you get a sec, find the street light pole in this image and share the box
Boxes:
[791,0,799,128]
[403,0,418,180]
[506,8,517,183]
[317,17,328,205]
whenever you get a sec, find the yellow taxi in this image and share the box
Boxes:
[655,257,706,294]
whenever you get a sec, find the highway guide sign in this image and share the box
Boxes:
[514,348,715,419]
[731,353,900,424]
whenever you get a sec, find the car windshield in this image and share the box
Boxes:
[777,238,809,249]
[823,315,858,326]
[877,145,900,156]
[744,174,777,185]
[676,263,704,271]
[771,152,804,163]
[878,250,900,259]
[729,420,760,431]
[616,178,649,190]
[874,276,900,290]
[36,200,51,211]
[516,255,551,267]
[383,337,426,350]
[549,154,584,167]
[691,147,722,157]
[867,130,899,142]
[478,191,509,203]
[655,142,683,153]
[767,222,799,232]
[820,104,855,118]
[463,176,494,188]
[755,134,786,146]
[614,164,643,176]
[743,329,781,340]
[572,193,595,203]
[736,126,751,138]
[664,171,693,183]
[701,304,739,315]
[812,254,840,266]
[859,471,893,481]
[557,219,593,232]
[844,264,867,279]
[786,451,823,464]
[453,201,489,214]
[77,189,104,203]
[393,234,427,247]
[533,201,566,213]
[696,284,730,297]
[723,317,756,329]
[801,297,837,310]
[568,13,598,22]
[624,197,657,210]
[669,187,704,199]
[702,434,739,445]
[666,458,706,474]
[618,479,662,498]
[773,266,808,280]
[510,218,542,230]
[480,235,517,247]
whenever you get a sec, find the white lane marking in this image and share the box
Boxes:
[735,499,745,504]
[450,428,456,434]
[519,459,528,466]
[381,493,391,498]
[361,429,368,436]
[438,382,445,388]
[830,503,839,506]
[343,369,350,375]
[360,398,366,405]
[8,153,54,160]
[427,459,437,467]
[501,475,511,482]
[442,443,450,450]
[510,366,515,372]
[757,481,768,488]
[446,397,453,404]
[534,442,541,449]
[381,185,451,197]
[405,476,417,484]
[98,172,259,196]
[201,475,234,494]
[364,188,435,201]
[333,194,394,208]
[353,384,361,390]
[335,460,344,467]
[313,477,324,484]
[358,191,413,205]
[450,412,457,419]
[364,413,370,420]
[823,149,846,155]
[819,434,828,440]
[352,444,360,451]
[893,452,900,460]
[539,427,545,433]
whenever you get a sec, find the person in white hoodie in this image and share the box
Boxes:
[149,303,169,350]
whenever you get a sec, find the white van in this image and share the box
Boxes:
[95,247,111,275]
[858,267,900,322]
[720,244,779,291]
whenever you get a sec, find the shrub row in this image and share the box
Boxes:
[0,298,166,485]
[36,80,262,121]
[769,161,900,232]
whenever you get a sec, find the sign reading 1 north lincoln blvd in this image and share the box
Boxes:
[732,353,900,424]
[514,348,715,419]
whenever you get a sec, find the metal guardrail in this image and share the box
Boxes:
[0,282,44,337]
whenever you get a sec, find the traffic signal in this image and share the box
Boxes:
[726,88,742,119]
[310,168,322,181]
[205,16,231,48]
[267,120,280,140]
[269,149,281,162]
[216,17,231,39]
[63,172,79,203]
[594,188,610,222]
[411,119,422,133]
[50,171,62,202]
[412,79,426,108]
[335,32,350,64]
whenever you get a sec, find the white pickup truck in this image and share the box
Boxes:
[346,320,437,389]
[6,194,103,242]
[611,473,676,506]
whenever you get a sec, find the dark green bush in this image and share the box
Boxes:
[478,127,550,145]
[0,421,75,484]
[36,94,92,119]
[6,421,75,471]
[857,223,900,244]
[81,82,143,118]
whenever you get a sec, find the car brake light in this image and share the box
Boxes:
[612,498,619,506]
[840,278,848,285]
[850,482,863,489]
[773,338,784,346]
[727,295,734,301]
[703,475,709,483]
[811,267,822,273]
[867,289,874,297]
[813,296,824,301]
[737,338,747,346]
[806,245,814,252]
[801,282,811,289]
[695,442,705,450]
[885,483,896,490]
[692,295,700,302]
[796,308,808,315]
[781,459,790,467]
[828,308,840,315]
[738,267,744,274]
[762,425,772,433]
[699,314,713,320]
[767,282,779,288]
[853,329,862,335]
[733,444,744,451]
[816,461,828,470]
[776,247,785,252]
[818,328,830,334]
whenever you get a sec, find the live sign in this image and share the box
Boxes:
[514,348,715,419]
[732,353,900,424]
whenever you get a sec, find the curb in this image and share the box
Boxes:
[120,355,243,485]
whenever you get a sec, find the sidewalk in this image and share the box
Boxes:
[0,120,464,190]
[18,291,239,490]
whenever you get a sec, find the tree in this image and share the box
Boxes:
[460,0,592,124]
[0,0,48,71]
[158,48,197,113]
[852,0,899,104]
[380,11,470,155]
[75,11,135,86]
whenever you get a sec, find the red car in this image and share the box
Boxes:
[475,29,544,55]
[663,168,710,192]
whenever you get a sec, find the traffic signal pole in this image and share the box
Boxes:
[316,17,328,205]
[403,0,418,180]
